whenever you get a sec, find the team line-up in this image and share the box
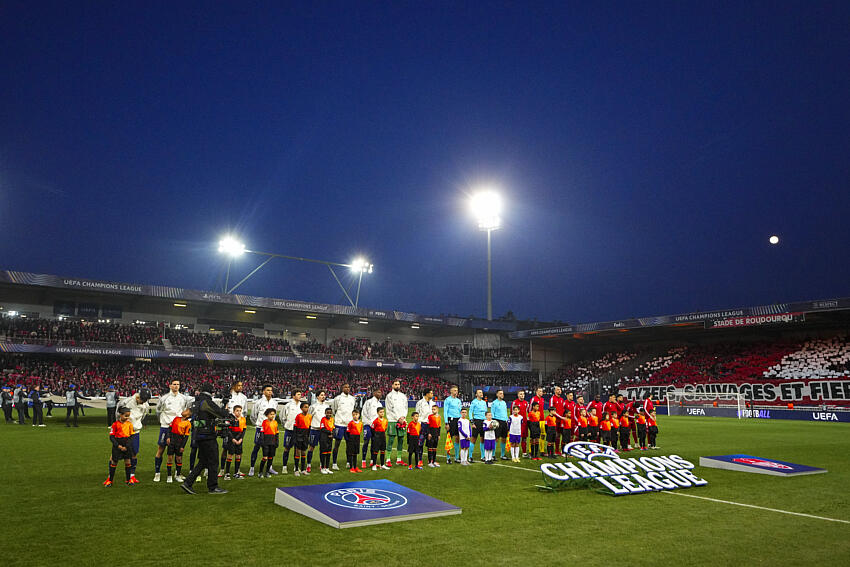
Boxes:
[104,380,661,487]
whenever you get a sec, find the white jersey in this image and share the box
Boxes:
[252,396,282,428]
[227,391,248,414]
[309,401,330,428]
[120,394,149,432]
[156,391,191,427]
[458,418,471,440]
[415,398,435,424]
[361,397,382,426]
[332,393,356,426]
[281,399,302,430]
[384,389,407,422]
[484,419,497,440]
[509,414,523,436]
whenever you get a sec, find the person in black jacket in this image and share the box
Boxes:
[181,383,230,495]
[30,385,45,427]
[1,386,13,423]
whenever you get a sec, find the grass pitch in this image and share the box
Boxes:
[1,411,848,566]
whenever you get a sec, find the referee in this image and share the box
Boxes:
[443,385,462,464]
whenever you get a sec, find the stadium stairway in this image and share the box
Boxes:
[161,337,174,351]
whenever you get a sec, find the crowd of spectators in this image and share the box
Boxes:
[0,317,162,346]
[166,328,292,354]
[549,350,637,393]
[0,355,452,400]
[0,316,532,364]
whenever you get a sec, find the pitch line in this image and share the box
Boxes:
[661,491,850,524]
[439,454,850,524]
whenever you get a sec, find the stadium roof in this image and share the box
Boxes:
[511,295,850,342]
[0,269,522,335]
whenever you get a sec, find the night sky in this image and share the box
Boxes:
[2,2,848,324]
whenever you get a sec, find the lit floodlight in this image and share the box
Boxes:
[769,235,780,245]
[351,257,374,273]
[470,190,502,231]
[218,236,246,257]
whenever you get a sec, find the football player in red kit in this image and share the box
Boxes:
[511,391,530,457]
[548,387,567,453]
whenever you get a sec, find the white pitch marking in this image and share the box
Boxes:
[662,491,850,524]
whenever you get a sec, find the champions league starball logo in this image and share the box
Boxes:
[563,441,619,460]
[732,457,793,470]
[324,488,408,510]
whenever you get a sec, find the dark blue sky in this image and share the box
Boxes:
[2,2,849,323]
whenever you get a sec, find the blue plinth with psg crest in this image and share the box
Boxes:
[274,479,461,528]
[699,454,827,476]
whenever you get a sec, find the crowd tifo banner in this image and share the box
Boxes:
[0,270,515,331]
[510,298,850,338]
[619,378,850,406]
[0,341,442,370]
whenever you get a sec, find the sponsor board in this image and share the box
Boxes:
[699,455,827,476]
[273,479,461,528]
[540,442,707,496]
[666,406,850,422]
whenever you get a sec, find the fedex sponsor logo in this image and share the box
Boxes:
[732,458,792,470]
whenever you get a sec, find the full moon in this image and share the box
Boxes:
[769,235,780,245]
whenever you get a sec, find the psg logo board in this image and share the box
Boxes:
[274,479,461,529]
[699,454,827,476]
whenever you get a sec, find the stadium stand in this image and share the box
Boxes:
[166,328,293,354]
[0,317,162,346]
[0,355,452,399]
[763,335,850,380]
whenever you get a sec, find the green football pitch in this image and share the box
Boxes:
[1,411,848,566]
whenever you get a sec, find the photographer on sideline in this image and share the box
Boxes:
[181,383,230,495]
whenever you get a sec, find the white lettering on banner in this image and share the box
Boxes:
[55,347,122,356]
[542,442,706,496]
[620,380,850,403]
[813,412,838,421]
[63,279,144,293]
[686,408,706,415]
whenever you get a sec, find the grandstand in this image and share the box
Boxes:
[3,268,850,412]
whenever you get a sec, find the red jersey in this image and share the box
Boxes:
[549,395,566,419]
[619,415,630,428]
[643,399,656,414]
[170,416,191,436]
[636,414,646,425]
[372,417,388,432]
[626,401,637,417]
[262,419,279,436]
[407,421,421,436]
[646,413,657,427]
[577,416,588,428]
[229,416,246,434]
[588,400,604,417]
[294,413,311,430]
[610,417,620,429]
[321,416,334,431]
[111,420,134,438]
[600,420,611,432]
[545,415,558,428]
[427,414,441,429]
[347,420,363,436]
[511,399,529,419]
[527,411,541,423]
[603,401,620,416]
[530,395,546,413]
[589,414,599,427]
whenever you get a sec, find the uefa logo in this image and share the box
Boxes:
[563,441,620,461]
[732,458,792,470]
[324,488,408,510]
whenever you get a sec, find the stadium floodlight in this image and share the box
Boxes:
[470,190,502,231]
[769,235,780,245]
[350,257,374,274]
[211,235,375,307]
[470,189,503,321]
[218,236,246,257]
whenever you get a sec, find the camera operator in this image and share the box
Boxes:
[181,383,230,495]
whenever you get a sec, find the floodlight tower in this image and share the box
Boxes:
[215,235,373,307]
[470,190,502,321]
